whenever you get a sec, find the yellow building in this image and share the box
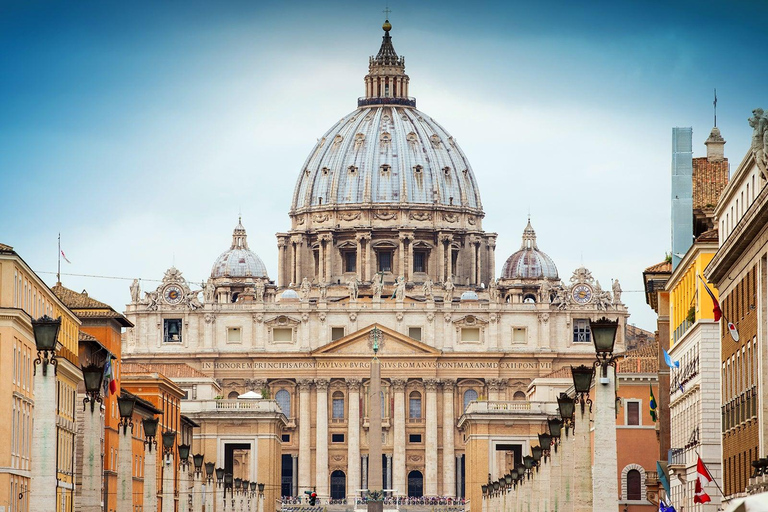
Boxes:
[0,243,82,512]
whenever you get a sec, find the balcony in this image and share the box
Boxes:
[357,96,416,108]
[669,448,686,468]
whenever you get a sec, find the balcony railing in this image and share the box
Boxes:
[181,399,284,414]
[669,448,686,467]
[357,96,417,108]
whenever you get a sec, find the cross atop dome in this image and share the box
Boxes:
[358,19,415,108]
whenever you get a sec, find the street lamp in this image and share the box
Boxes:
[117,394,136,434]
[178,444,191,469]
[162,430,176,458]
[32,315,61,375]
[590,317,619,381]
[258,482,265,497]
[523,456,534,479]
[193,454,204,475]
[538,433,553,459]
[557,392,576,435]
[531,445,543,471]
[81,363,104,412]
[143,417,159,450]
[205,462,215,482]
[215,467,225,486]
[547,417,563,453]
[571,365,594,413]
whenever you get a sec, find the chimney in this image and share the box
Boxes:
[705,127,726,162]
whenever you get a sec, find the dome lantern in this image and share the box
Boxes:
[359,20,415,108]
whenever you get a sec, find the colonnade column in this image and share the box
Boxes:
[446,241,453,279]
[475,241,482,285]
[347,379,362,502]
[398,236,406,278]
[391,379,407,496]
[488,237,496,282]
[437,235,445,282]
[318,239,325,283]
[442,379,456,498]
[277,238,286,288]
[356,237,363,282]
[297,379,312,494]
[424,379,439,497]
[315,379,330,501]
[408,238,414,281]
[469,237,477,285]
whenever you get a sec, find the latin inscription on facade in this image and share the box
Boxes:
[201,361,548,370]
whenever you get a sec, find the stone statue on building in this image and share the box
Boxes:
[539,279,551,303]
[749,108,768,173]
[129,279,141,303]
[488,278,499,303]
[422,276,434,300]
[300,277,311,301]
[145,290,159,311]
[186,289,203,310]
[204,280,215,304]
[371,273,383,300]
[612,279,622,304]
[319,281,328,301]
[394,276,406,302]
[348,278,359,301]
[254,279,265,302]
[443,276,455,303]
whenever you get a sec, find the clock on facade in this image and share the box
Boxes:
[164,285,183,305]
[571,284,593,304]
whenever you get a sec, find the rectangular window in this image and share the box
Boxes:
[281,434,290,443]
[626,401,640,425]
[227,327,242,343]
[332,397,345,419]
[409,434,422,443]
[272,328,293,343]
[512,327,527,344]
[461,328,480,343]
[378,251,392,273]
[163,319,182,343]
[331,434,345,443]
[573,319,591,343]
[413,251,427,273]
[344,251,357,273]
[331,327,345,341]
[408,327,422,341]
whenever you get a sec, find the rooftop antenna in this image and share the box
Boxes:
[713,88,718,127]
[57,233,61,284]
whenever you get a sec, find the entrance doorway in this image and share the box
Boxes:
[407,470,423,497]
[331,470,346,499]
[281,454,293,497]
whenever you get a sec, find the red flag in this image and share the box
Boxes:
[698,276,721,321]
[693,456,713,504]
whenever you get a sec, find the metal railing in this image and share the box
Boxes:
[357,96,416,107]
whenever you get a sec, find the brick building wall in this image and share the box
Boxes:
[692,157,729,211]
[721,265,759,497]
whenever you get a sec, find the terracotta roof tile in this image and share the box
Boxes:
[617,340,659,373]
[123,362,209,379]
[0,243,14,252]
[51,283,132,326]
[644,261,672,273]
[541,366,573,379]
[78,331,99,342]
[696,228,719,242]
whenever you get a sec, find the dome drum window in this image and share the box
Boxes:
[380,164,391,174]
[413,165,423,174]
[348,166,358,175]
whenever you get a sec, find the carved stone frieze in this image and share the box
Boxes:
[409,212,432,221]
[339,211,361,221]
[374,211,397,221]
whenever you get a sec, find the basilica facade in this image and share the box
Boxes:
[122,20,630,506]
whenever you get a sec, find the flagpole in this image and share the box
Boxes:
[696,451,726,498]
[57,233,61,284]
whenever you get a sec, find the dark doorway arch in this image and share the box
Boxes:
[331,470,346,500]
[408,470,423,497]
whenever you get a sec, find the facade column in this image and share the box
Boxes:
[442,379,456,497]
[356,237,363,282]
[315,379,330,501]
[82,404,103,512]
[360,235,370,282]
[488,238,496,282]
[192,469,203,512]
[437,235,445,282]
[318,240,325,283]
[386,454,393,492]
[469,237,476,285]
[346,379,362,502]
[446,242,453,280]
[398,236,405,278]
[424,379,439,497]
[476,242,482,285]
[298,379,313,494]
[277,238,286,288]
[143,443,158,512]
[592,367,617,512]
[408,238,414,281]
[291,455,298,497]
[391,379,407,497]
[30,367,57,511]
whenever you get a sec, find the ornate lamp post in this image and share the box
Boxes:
[161,431,177,512]
[143,417,160,512]
[557,393,576,434]
[589,317,619,512]
[571,365,594,414]
[80,362,105,512]
[29,316,61,511]
[116,395,136,512]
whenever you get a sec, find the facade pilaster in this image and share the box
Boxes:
[391,378,407,496]
[347,378,362,501]
[469,237,477,285]
[424,378,439,496]
[298,378,313,493]
[442,379,456,497]
[315,379,330,500]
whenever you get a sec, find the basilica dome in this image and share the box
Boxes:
[501,220,558,280]
[290,22,482,214]
[211,219,269,279]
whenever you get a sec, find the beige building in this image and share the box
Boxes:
[122,21,631,510]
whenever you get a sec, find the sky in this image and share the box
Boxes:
[1,0,767,331]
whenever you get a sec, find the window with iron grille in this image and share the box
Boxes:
[573,319,591,343]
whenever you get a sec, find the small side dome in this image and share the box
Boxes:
[280,289,300,301]
[501,219,558,280]
[211,218,269,279]
[460,291,479,301]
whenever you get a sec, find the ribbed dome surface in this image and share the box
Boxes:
[501,220,558,280]
[211,219,269,279]
[291,106,482,211]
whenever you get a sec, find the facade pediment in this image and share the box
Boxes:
[312,323,441,356]
[264,314,301,327]
[452,314,489,328]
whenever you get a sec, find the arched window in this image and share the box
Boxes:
[463,389,478,411]
[228,391,239,399]
[513,391,526,401]
[626,469,642,500]
[276,389,291,417]
[332,391,345,419]
[409,391,422,419]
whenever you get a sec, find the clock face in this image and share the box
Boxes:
[164,285,183,305]
[571,284,593,304]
